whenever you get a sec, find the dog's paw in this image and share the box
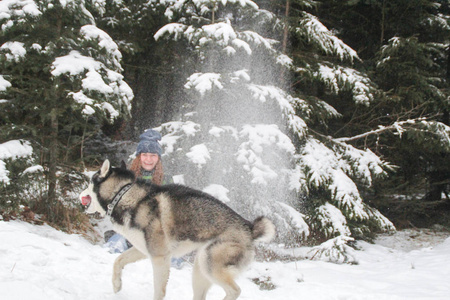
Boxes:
[112,277,122,293]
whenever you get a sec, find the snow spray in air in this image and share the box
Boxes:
[157,10,309,244]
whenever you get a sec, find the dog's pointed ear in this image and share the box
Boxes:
[120,160,127,170]
[100,159,110,178]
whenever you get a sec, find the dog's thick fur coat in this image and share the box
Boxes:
[79,160,275,300]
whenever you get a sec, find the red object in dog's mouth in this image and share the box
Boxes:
[81,195,91,206]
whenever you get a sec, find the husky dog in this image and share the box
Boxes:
[79,160,275,300]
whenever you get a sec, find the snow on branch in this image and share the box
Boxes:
[335,118,450,149]
[52,50,133,121]
[297,12,359,63]
[185,72,223,96]
[51,50,101,76]
[333,143,391,186]
[0,161,8,184]
[315,65,375,106]
[236,124,294,185]
[335,121,410,142]
[0,0,42,32]
[365,205,396,232]
[276,54,293,68]
[0,140,33,184]
[203,184,231,203]
[300,138,390,220]
[422,14,450,30]
[288,114,308,140]
[80,25,122,69]
[0,140,33,161]
[158,120,201,154]
[300,138,338,188]
[155,20,274,57]
[209,125,239,139]
[312,203,351,238]
[186,143,211,168]
[155,21,240,50]
[238,30,277,51]
[285,164,307,193]
[0,75,12,92]
[0,41,27,62]
[308,235,357,264]
[162,0,259,20]
[223,0,259,9]
[303,136,391,188]
[203,21,237,46]
[154,23,188,41]
[329,169,370,220]
[277,202,310,237]
[246,84,309,138]
[230,69,251,83]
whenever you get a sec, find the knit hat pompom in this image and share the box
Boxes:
[136,129,162,156]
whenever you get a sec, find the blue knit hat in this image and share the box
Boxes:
[136,129,162,156]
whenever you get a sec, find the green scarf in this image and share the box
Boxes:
[140,169,173,184]
[141,169,154,181]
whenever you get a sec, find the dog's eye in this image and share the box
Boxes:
[92,173,101,184]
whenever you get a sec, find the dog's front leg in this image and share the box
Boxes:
[151,255,171,300]
[112,247,146,293]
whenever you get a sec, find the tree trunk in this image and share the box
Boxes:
[45,14,62,213]
[380,0,386,44]
[280,0,290,86]
[425,171,447,202]
[447,45,450,78]
[282,0,290,55]
[47,108,59,211]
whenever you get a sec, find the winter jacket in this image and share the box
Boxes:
[141,169,173,184]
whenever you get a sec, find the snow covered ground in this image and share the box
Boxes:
[1,220,449,300]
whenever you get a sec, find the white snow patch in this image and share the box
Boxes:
[80,25,121,68]
[185,72,223,96]
[1,41,26,62]
[51,50,101,76]
[0,75,11,91]
[203,184,231,203]
[0,140,33,184]
[1,221,449,299]
[236,124,294,185]
[22,165,44,174]
[0,140,33,160]
[158,121,201,154]
[186,143,211,167]
[277,202,310,235]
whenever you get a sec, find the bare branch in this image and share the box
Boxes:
[334,119,424,142]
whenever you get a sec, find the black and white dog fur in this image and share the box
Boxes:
[79,160,275,300]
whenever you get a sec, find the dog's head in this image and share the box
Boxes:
[79,159,133,218]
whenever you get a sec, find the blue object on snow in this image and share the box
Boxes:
[171,257,184,269]
[105,233,130,253]
[105,233,186,269]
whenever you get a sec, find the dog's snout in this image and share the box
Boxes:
[81,195,91,206]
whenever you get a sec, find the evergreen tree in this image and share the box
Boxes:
[149,0,395,246]
[315,0,450,219]
[0,0,132,220]
[373,1,450,205]
[94,0,190,135]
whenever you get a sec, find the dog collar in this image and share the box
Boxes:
[107,183,132,217]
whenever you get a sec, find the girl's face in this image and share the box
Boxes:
[140,153,159,171]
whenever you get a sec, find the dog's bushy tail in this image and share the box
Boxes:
[251,216,276,243]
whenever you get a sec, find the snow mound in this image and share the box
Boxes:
[1,221,449,299]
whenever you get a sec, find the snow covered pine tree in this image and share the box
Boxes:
[0,0,132,216]
[150,0,395,259]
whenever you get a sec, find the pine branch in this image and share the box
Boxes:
[334,118,426,142]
